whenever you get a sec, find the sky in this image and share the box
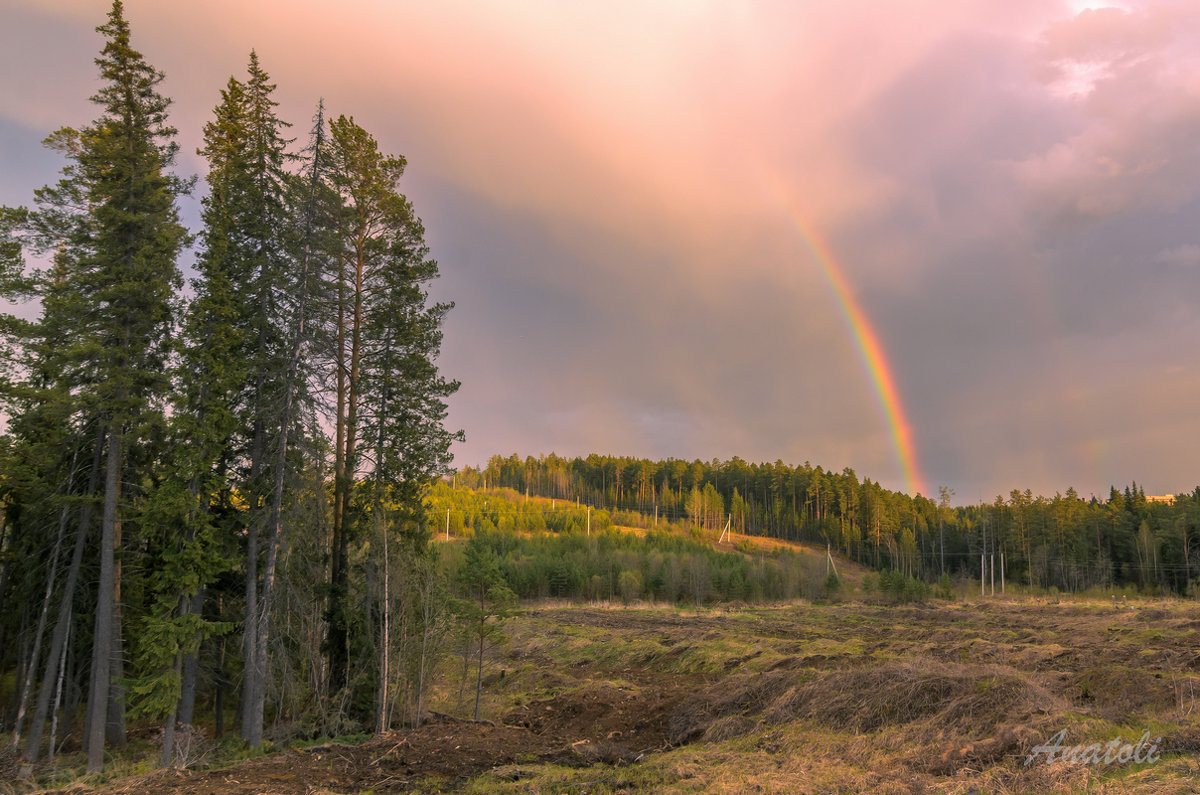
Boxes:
[3,0,1200,502]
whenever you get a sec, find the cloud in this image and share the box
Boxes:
[4,0,1200,499]
[1154,244,1200,267]
[1017,3,1200,224]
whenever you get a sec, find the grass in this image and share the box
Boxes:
[19,597,1200,794]
[444,598,1200,793]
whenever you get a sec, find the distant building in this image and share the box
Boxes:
[1145,494,1175,505]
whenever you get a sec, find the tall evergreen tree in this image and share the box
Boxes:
[3,128,110,768]
[73,1,187,773]
[185,51,300,750]
[321,114,461,699]
[243,97,330,749]
[3,2,468,759]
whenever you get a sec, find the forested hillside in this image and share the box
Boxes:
[425,483,839,605]
[470,453,1200,595]
[0,1,459,774]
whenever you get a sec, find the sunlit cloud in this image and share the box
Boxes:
[2,0,1200,498]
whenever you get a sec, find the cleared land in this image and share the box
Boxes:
[20,598,1200,794]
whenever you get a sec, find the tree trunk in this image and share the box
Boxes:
[0,515,11,672]
[329,248,348,693]
[241,323,271,740]
[86,428,122,774]
[177,588,205,726]
[11,445,78,750]
[106,548,126,747]
[47,618,70,762]
[241,508,259,737]
[159,652,183,767]
[247,504,282,748]
[62,626,83,745]
[474,586,485,721]
[377,526,389,734]
[8,605,31,731]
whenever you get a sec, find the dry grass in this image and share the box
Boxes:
[665,656,1066,766]
[50,599,1200,794]
[0,743,22,795]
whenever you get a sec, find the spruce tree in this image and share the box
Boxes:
[75,1,187,773]
[244,100,332,748]
[3,128,110,767]
[127,72,255,765]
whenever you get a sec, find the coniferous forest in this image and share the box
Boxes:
[0,2,460,773]
[5,1,1200,786]
[467,454,1200,596]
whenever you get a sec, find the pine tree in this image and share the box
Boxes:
[360,209,461,518]
[454,536,516,721]
[321,115,460,699]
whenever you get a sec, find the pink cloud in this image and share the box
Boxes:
[6,0,1200,497]
[1017,3,1200,221]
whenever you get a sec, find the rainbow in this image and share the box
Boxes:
[767,183,927,497]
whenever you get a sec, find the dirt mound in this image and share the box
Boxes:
[51,684,687,795]
[502,682,681,752]
[667,670,803,744]
[668,658,1063,746]
[700,714,757,742]
[764,659,1061,735]
[57,717,550,795]
[1070,665,1176,717]
[921,723,1047,774]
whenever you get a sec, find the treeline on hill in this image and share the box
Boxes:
[467,454,1200,595]
[426,483,833,605]
[0,2,463,775]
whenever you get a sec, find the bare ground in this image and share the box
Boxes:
[23,598,1200,794]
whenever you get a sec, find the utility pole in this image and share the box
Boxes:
[939,516,945,576]
[445,509,450,541]
[938,486,954,577]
